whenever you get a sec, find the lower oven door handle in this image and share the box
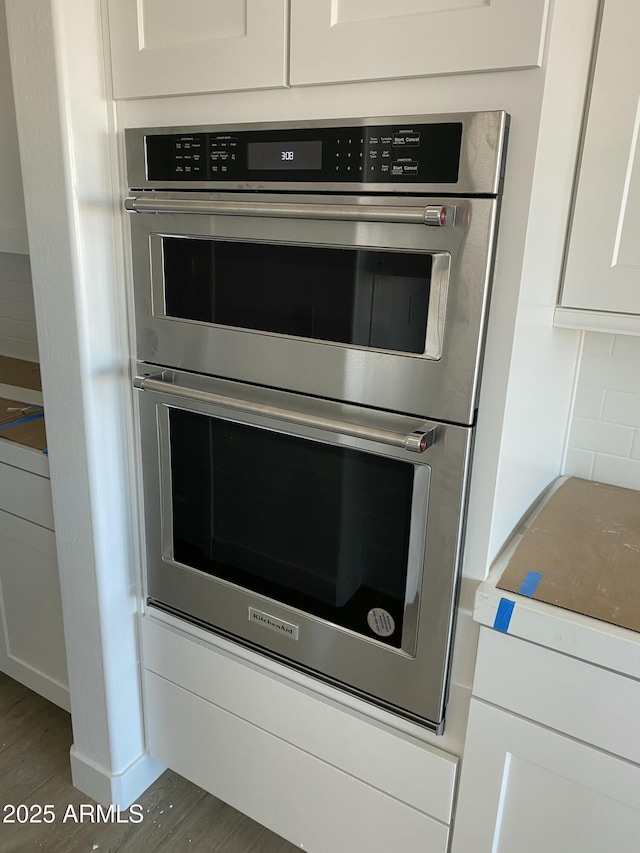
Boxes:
[134,374,437,454]
[125,195,448,226]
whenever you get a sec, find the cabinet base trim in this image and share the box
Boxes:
[69,746,165,809]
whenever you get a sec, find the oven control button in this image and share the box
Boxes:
[424,205,450,227]
[393,132,420,147]
[391,158,418,176]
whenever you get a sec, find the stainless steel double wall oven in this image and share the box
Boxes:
[126,112,508,732]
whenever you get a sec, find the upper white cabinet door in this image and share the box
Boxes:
[289,0,549,87]
[561,0,640,315]
[107,0,288,99]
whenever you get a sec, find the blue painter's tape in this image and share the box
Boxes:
[493,598,515,633]
[0,410,44,432]
[518,570,543,598]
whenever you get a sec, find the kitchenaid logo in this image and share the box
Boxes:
[248,607,299,640]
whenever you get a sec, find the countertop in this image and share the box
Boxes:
[474,477,640,682]
[0,354,48,476]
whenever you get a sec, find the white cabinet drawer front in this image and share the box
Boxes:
[290,0,549,86]
[474,627,640,763]
[143,616,458,823]
[0,438,49,477]
[107,0,288,99]
[562,0,640,314]
[452,699,640,853]
[0,461,53,528]
[146,672,450,853]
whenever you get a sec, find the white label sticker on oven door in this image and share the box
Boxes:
[367,608,396,638]
[249,607,300,641]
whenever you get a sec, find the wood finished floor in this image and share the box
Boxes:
[0,672,299,852]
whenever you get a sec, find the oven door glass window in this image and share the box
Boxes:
[159,237,441,356]
[167,407,417,648]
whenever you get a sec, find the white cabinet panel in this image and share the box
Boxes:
[452,699,640,853]
[0,509,69,709]
[473,627,640,764]
[0,460,53,529]
[0,437,48,476]
[290,0,549,86]
[561,0,640,315]
[107,0,288,99]
[137,0,245,50]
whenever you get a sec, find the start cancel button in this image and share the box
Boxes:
[392,160,419,174]
[393,132,420,146]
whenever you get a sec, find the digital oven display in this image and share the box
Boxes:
[247,140,322,170]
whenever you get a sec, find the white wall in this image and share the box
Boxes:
[0,1,27,254]
[0,252,38,361]
[565,333,640,490]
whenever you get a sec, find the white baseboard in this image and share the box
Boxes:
[69,746,165,809]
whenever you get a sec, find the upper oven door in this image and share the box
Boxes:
[128,192,499,424]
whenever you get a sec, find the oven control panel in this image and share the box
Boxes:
[142,121,463,185]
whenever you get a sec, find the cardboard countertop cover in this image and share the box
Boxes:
[497,477,640,633]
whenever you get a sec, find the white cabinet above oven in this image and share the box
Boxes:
[106,0,549,100]
[106,0,289,99]
[289,0,549,87]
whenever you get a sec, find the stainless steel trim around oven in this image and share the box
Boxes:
[136,366,473,729]
[145,229,451,364]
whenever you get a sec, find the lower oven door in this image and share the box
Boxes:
[135,364,472,731]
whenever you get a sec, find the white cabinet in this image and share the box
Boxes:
[0,507,68,708]
[142,613,457,853]
[453,699,640,853]
[289,0,549,87]
[0,397,69,710]
[559,0,640,322]
[0,0,27,254]
[452,627,640,853]
[107,0,289,99]
[107,0,549,99]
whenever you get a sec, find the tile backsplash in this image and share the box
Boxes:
[0,251,38,362]
[565,332,640,491]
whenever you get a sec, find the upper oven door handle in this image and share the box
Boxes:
[125,196,453,227]
[134,373,438,454]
